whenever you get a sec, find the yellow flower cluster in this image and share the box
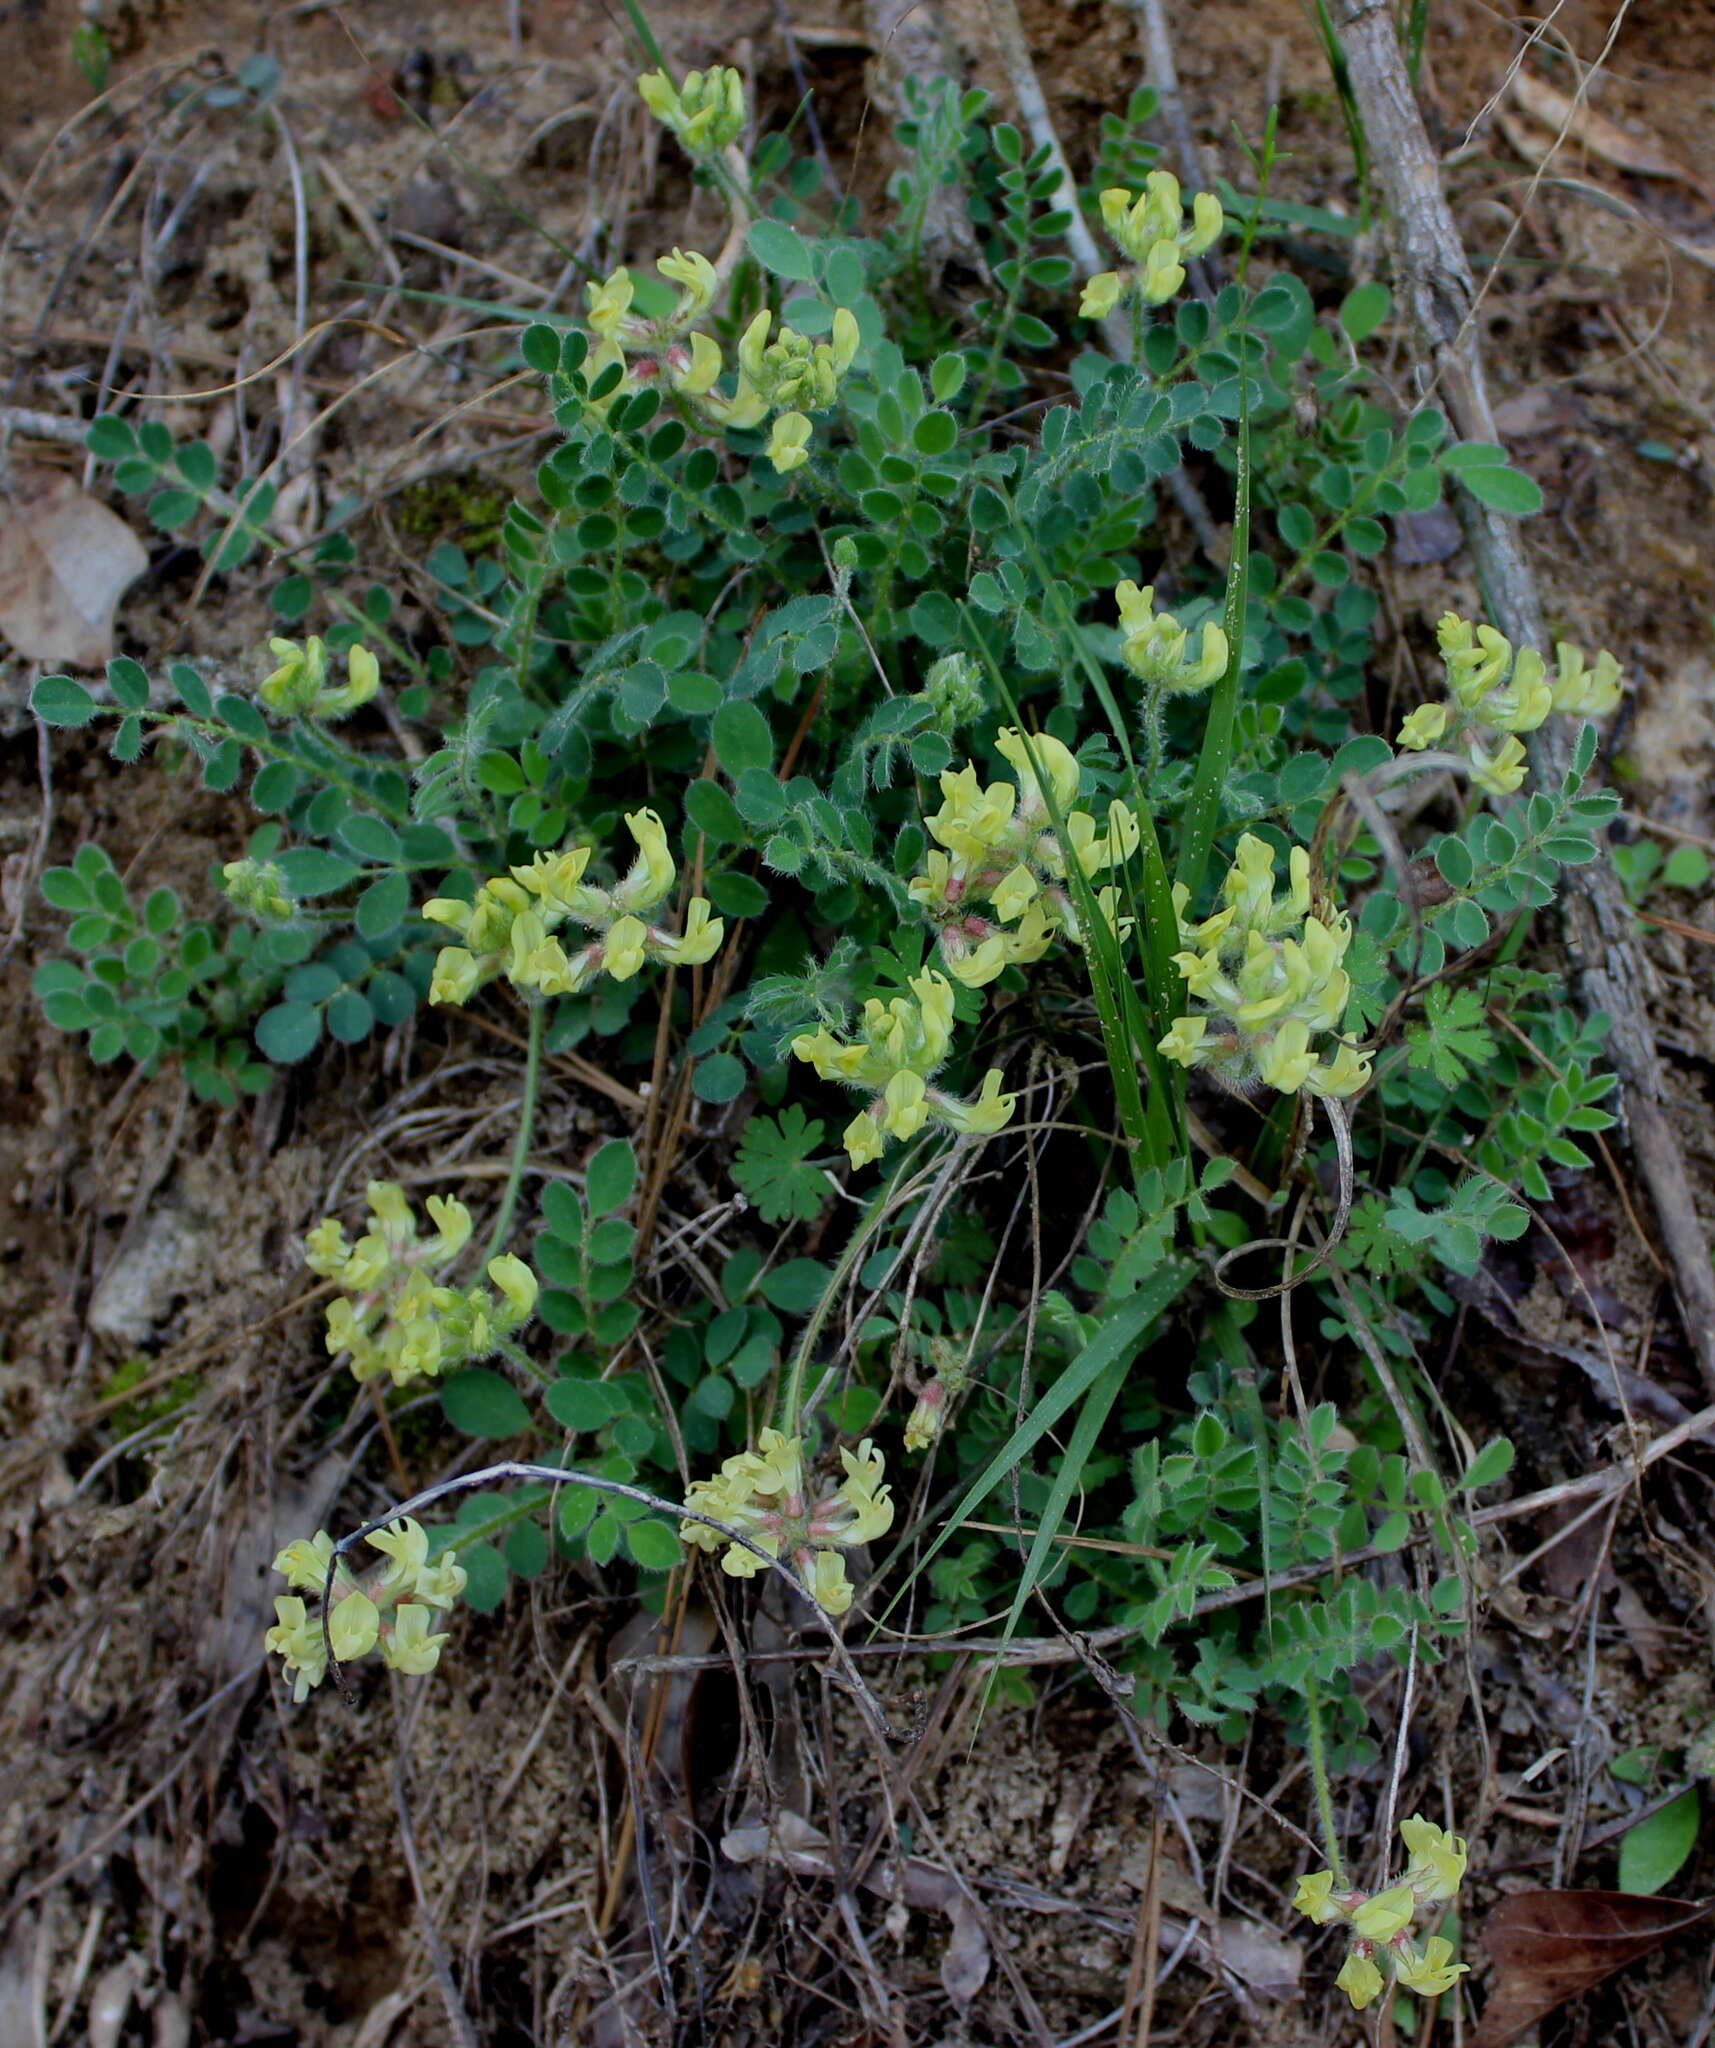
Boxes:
[259,636,380,721]
[266,1516,468,1702]
[423,808,723,1009]
[1115,581,1229,695]
[583,251,860,471]
[792,966,1015,1167]
[1396,611,1624,797]
[909,727,1142,989]
[637,64,746,155]
[304,1180,538,1388]
[1293,1815,1469,2010]
[563,74,861,477]
[1158,833,1371,1100]
[680,1427,893,1615]
[1081,174,1224,320]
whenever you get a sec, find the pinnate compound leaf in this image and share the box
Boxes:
[1470,1891,1711,2048]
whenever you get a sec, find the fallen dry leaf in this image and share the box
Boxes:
[1471,1889,1711,2047]
[0,467,148,667]
[1507,72,1707,194]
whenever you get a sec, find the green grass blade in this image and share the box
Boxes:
[1176,397,1251,907]
[995,1345,1129,1652]
[883,1254,1195,1615]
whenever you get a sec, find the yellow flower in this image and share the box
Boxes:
[1115,581,1228,692]
[943,931,1010,987]
[413,1553,467,1610]
[1157,1015,1208,1066]
[1399,1816,1467,1902]
[379,1602,451,1674]
[843,1110,886,1168]
[429,945,484,1008]
[1465,731,1528,797]
[1352,1884,1417,1943]
[881,1068,929,1141]
[585,267,635,338]
[265,1595,328,1701]
[259,635,326,715]
[991,863,1039,923]
[829,306,861,377]
[1258,1018,1319,1094]
[487,1253,538,1323]
[1171,946,1224,1000]
[603,914,650,981]
[273,1530,335,1594]
[1397,702,1449,751]
[370,1518,429,1592]
[1336,1950,1385,2011]
[1292,1870,1344,1925]
[836,1439,895,1542]
[328,1589,381,1662]
[1438,612,1512,708]
[1395,1934,1467,1997]
[616,807,676,914]
[995,725,1081,814]
[511,844,594,912]
[657,896,725,966]
[1473,644,1551,733]
[1080,270,1124,320]
[938,1066,1016,1136]
[1551,641,1622,716]
[1185,190,1224,257]
[318,642,380,718]
[1306,1040,1372,1099]
[805,1549,854,1614]
[672,330,724,396]
[767,410,814,473]
[656,247,717,325]
[1140,242,1187,306]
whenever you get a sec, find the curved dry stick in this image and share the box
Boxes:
[1213,1093,1356,1300]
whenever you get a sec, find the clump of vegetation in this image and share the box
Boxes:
[34,54,1645,1970]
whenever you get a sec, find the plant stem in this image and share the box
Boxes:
[1303,1672,1348,1886]
[484,999,544,1264]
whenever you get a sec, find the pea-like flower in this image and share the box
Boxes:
[258,636,381,720]
[1550,641,1622,716]
[1081,174,1224,319]
[637,65,747,155]
[908,727,1142,986]
[265,1514,469,1700]
[767,411,814,473]
[681,1428,895,1616]
[1335,1950,1385,2011]
[791,967,1014,1168]
[1115,581,1229,695]
[1394,1935,1466,1996]
[1159,833,1371,1101]
[304,1181,538,1388]
[1399,1816,1467,1902]
[424,809,723,1011]
[1292,1813,1470,2012]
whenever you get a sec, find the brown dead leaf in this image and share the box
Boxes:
[1508,73,1708,195]
[1471,1889,1712,2047]
[0,468,149,667]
